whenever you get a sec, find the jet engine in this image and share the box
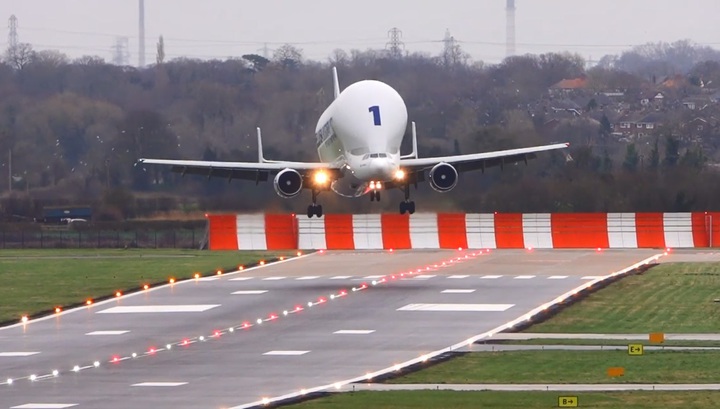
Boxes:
[273,168,303,198]
[428,162,458,192]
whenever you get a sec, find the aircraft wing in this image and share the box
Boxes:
[399,142,570,173]
[135,158,341,183]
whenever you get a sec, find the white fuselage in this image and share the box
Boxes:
[314,80,407,196]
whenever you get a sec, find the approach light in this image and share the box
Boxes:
[313,170,330,185]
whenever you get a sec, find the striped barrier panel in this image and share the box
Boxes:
[206,212,720,250]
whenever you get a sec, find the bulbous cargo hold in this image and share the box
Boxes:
[429,162,458,192]
[274,168,303,198]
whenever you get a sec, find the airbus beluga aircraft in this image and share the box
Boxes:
[137,68,569,218]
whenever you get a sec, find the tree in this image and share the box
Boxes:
[4,43,35,70]
[273,44,303,69]
[242,54,269,71]
[649,137,660,169]
[662,135,680,168]
[622,143,640,172]
[156,35,165,65]
[598,114,612,140]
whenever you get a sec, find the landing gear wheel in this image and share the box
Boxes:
[399,201,416,215]
[376,191,381,201]
[370,190,381,202]
[307,204,323,218]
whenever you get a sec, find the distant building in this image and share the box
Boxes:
[42,206,92,224]
[614,113,665,139]
[549,75,589,96]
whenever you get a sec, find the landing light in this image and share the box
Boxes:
[313,171,329,185]
[394,169,406,180]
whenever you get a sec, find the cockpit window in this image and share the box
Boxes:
[370,153,379,158]
[379,153,387,158]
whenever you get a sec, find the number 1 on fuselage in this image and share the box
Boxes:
[368,105,381,126]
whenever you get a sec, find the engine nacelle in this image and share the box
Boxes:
[429,162,458,192]
[273,168,303,198]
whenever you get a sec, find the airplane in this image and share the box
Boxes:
[136,68,569,218]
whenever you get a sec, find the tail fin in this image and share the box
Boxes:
[401,122,419,159]
[332,67,340,99]
[257,127,266,163]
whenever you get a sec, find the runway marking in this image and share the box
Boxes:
[132,382,188,387]
[547,275,568,280]
[231,290,268,295]
[198,277,219,281]
[333,330,375,335]
[582,275,607,280]
[296,276,320,280]
[330,275,352,279]
[229,277,254,281]
[397,303,514,312]
[481,275,503,279]
[448,275,469,279]
[441,289,476,294]
[414,274,436,279]
[85,330,130,336]
[364,275,384,279]
[514,275,536,279]
[97,305,220,314]
[0,352,40,357]
[262,276,286,281]
[263,350,310,356]
[11,405,78,409]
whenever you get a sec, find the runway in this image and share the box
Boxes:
[0,249,661,409]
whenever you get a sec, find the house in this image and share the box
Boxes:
[549,75,589,96]
[614,113,665,138]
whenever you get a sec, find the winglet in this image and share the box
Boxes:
[257,127,265,163]
[401,121,419,159]
[332,66,340,99]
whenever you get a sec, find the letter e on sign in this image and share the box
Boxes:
[628,343,644,355]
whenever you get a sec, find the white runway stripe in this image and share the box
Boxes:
[198,277,219,281]
[364,275,384,279]
[132,382,188,387]
[333,330,375,335]
[514,275,536,279]
[414,275,436,279]
[441,289,476,294]
[448,275,469,279]
[229,277,254,281]
[296,276,320,280]
[11,405,78,409]
[231,290,268,295]
[547,275,568,280]
[262,276,286,281]
[397,303,514,312]
[263,350,310,356]
[481,275,503,279]
[582,276,606,280]
[97,305,220,314]
[85,330,129,336]
[0,352,40,357]
[330,276,352,279]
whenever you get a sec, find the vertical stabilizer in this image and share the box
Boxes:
[401,122,419,159]
[257,127,265,163]
[332,67,340,99]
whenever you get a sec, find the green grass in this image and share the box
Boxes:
[481,339,720,348]
[0,249,289,323]
[388,350,720,384]
[290,390,720,409]
[526,263,720,333]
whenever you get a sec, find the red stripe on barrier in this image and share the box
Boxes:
[635,213,665,248]
[494,213,524,249]
[325,214,355,249]
[691,212,709,248]
[264,214,297,250]
[551,213,609,248]
[437,213,468,249]
[381,214,411,249]
[207,214,239,250]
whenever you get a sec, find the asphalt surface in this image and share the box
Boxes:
[0,249,661,409]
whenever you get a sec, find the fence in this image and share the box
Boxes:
[0,228,207,249]
[206,212,719,250]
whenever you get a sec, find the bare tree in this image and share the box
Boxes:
[5,43,35,70]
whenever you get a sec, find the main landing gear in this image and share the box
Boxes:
[399,183,416,215]
[307,189,323,218]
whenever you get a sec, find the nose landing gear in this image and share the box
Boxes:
[369,181,382,202]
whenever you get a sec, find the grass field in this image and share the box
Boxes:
[525,262,720,333]
[0,249,290,324]
[290,390,720,409]
[482,339,720,347]
[387,350,720,384]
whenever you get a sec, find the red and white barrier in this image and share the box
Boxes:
[206,212,720,250]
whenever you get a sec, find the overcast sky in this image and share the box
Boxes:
[1,0,719,65]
